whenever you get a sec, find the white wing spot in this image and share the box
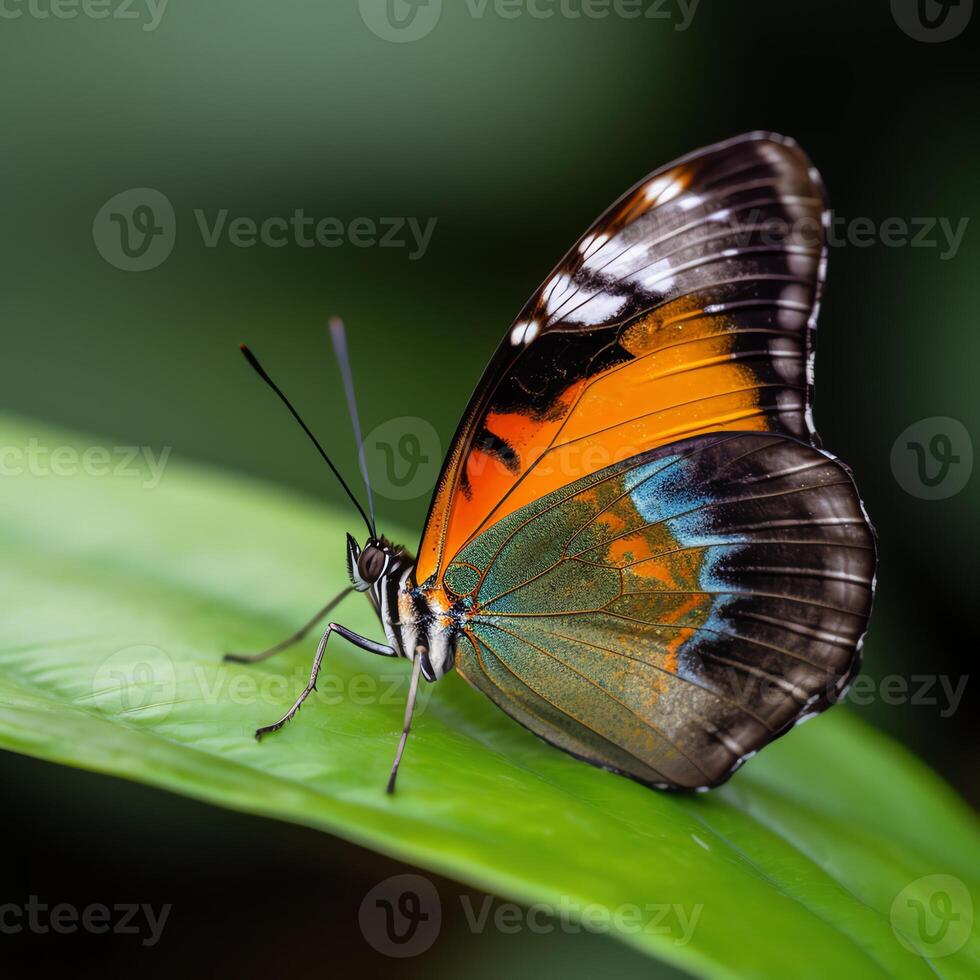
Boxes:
[580,232,609,261]
[544,273,576,315]
[510,319,539,346]
[644,173,684,206]
[644,176,670,202]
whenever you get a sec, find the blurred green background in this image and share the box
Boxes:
[2,1,977,976]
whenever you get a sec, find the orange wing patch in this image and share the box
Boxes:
[422,300,789,582]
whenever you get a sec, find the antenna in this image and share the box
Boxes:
[328,316,377,537]
[239,344,375,538]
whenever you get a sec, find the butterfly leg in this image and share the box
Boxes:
[386,652,423,794]
[223,587,353,664]
[254,623,396,739]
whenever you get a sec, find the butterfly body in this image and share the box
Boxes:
[236,131,876,793]
[346,534,460,681]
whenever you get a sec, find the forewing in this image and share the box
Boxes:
[418,132,828,583]
[451,433,875,790]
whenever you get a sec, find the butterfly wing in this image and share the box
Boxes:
[417,132,830,585]
[416,132,875,787]
[450,433,875,790]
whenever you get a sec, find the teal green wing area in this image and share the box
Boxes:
[450,432,876,790]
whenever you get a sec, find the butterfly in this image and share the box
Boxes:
[227,131,877,793]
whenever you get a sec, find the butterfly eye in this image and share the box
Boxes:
[357,545,387,584]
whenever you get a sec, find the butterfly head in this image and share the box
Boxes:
[346,533,396,592]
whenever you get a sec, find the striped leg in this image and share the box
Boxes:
[254,623,396,739]
[386,653,423,794]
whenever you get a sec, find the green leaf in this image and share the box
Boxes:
[1,415,978,978]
